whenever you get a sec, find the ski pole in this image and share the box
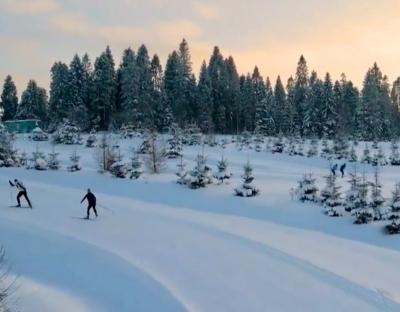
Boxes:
[97,204,115,215]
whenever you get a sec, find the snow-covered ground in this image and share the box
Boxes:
[1,135,400,312]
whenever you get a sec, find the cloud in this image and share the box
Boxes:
[51,14,145,43]
[192,2,219,20]
[51,14,201,46]
[156,20,202,42]
[0,0,58,15]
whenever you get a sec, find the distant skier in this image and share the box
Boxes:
[9,179,32,208]
[330,164,338,176]
[80,189,98,219]
[340,163,346,178]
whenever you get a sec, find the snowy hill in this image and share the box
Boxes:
[1,135,400,312]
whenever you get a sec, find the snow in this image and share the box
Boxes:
[1,135,400,311]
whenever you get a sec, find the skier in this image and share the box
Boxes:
[330,163,338,176]
[80,189,98,219]
[340,163,346,178]
[8,179,32,208]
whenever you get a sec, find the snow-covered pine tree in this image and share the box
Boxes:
[67,150,82,172]
[187,152,213,189]
[234,161,259,197]
[145,133,167,174]
[368,168,387,221]
[28,145,48,170]
[1,75,18,121]
[321,173,344,217]
[320,138,332,159]
[52,122,82,145]
[307,137,319,157]
[176,155,188,185]
[130,148,143,179]
[360,143,372,164]
[386,182,400,220]
[344,168,361,212]
[166,131,183,159]
[389,140,400,165]
[271,135,285,153]
[352,173,371,224]
[348,144,358,162]
[295,138,305,156]
[110,160,129,178]
[86,133,97,148]
[332,136,349,160]
[47,146,61,170]
[371,145,387,166]
[0,125,19,167]
[296,173,319,202]
[287,137,296,156]
[214,155,232,184]
[96,133,117,173]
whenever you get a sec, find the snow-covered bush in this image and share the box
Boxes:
[348,144,358,162]
[0,125,19,167]
[321,173,344,217]
[271,136,285,154]
[110,161,129,178]
[385,220,400,235]
[235,161,259,197]
[47,147,61,170]
[386,182,400,220]
[360,144,372,164]
[28,146,48,170]
[389,140,400,166]
[96,134,118,173]
[86,134,97,148]
[30,127,49,141]
[296,173,319,203]
[0,247,12,312]
[320,138,332,159]
[371,146,387,166]
[67,151,82,172]
[214,155,232,184]
[166,132,183,159]
[353,169,386,224]
[176,155,189,185]
[144,134,167,174]
[120,124,136,139]
[52,122,82,145]
[332,137,349,160]
[295,138,305,156]
[182,125,203,146]
[186,153,213,189]
[307,138,319,157]
[130,149,143,179]
[344,169,362,212]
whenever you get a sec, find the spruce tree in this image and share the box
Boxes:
[197,61,213,133]
[67,54,89,128]
[274,76,288,135]
[91,46,116,130]
[49,62,69,126]
[321,73,337,138]
[389,140,400,165]
[136,44,153,129]
[118,47,138,126]
[294,55,309,136]
[1,75,18,121]
[17,80,48,123]
[208,46,228,133]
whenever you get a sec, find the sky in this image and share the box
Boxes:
[1,0,400,94]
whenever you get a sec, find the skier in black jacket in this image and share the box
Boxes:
[80,189,98,219]
[340,163,346,178]
[9,179,32,208]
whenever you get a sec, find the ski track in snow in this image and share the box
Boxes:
[1,137,400,311]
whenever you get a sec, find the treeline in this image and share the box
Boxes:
[1,39,400,140]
